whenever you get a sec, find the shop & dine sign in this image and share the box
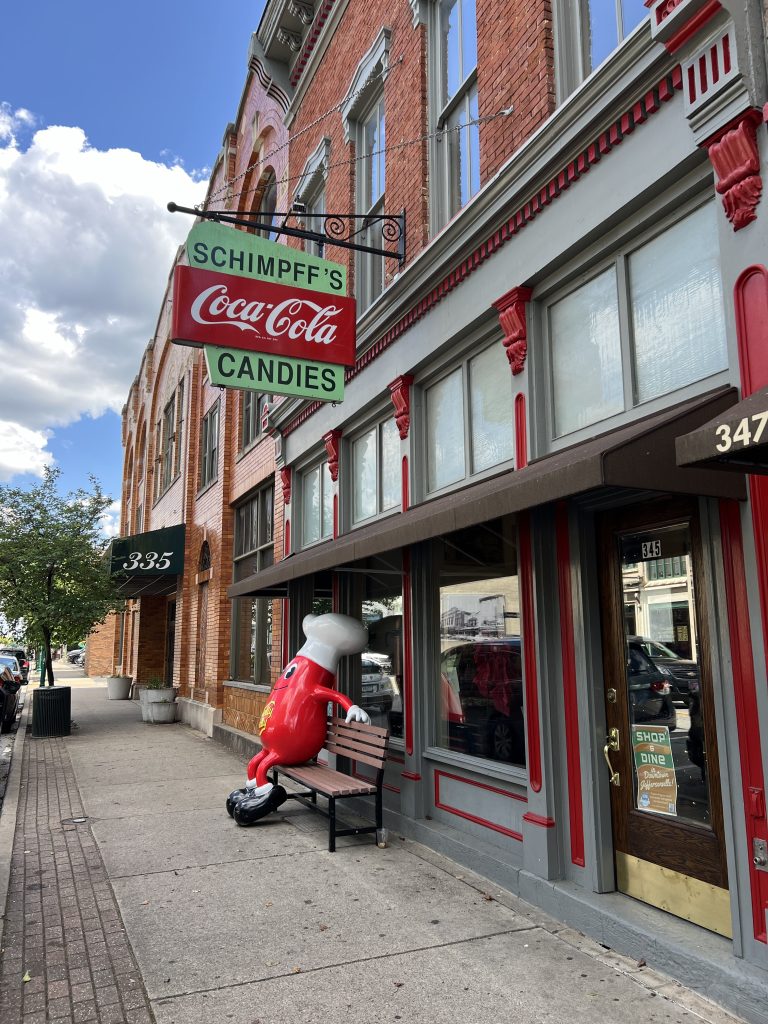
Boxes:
[170,222,355,402]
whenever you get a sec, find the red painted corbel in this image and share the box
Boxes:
[705,108,763,231]
[492,287,533,375]
[388,374,415,439]
[323,429,342,482]
[280,466,292,506]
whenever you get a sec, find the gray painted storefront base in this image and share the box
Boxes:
[213,719,768,1024]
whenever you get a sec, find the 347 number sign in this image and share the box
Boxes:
[715,411,768,453]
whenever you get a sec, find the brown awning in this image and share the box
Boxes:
[676,385,768,475]
[230,386,745,599]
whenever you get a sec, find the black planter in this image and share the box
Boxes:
[32,686,71,737]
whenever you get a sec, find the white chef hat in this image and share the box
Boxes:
[297,613,369,674]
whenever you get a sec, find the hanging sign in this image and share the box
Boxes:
[631,725,678,817]
[171,265,356,366]
[205,347,344,402]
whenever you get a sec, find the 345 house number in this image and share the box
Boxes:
[121,551,174,571]
[715,411,768,452]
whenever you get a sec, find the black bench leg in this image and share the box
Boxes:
[375,786,383,845]
[329,797,336,853]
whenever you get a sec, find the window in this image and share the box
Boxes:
[357,95,386,311]
[154,381,185,500]
[359,553,405,740]
[548,202,727,440]
[258,170,278,240]
[436,519,524,768]
[434,0,479,222]
[240,392,270,452]
[199,400,220,490]
[293,137,330,260]
[425,340,514,494]
[352,417,400,524]
[302,460,334,546]
[305,187,326,259]
[232,485,276,685]
[555,0,649,98]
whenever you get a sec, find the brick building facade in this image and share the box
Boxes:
[107,2,768,1018]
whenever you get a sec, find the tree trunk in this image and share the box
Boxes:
[42,625,54,687]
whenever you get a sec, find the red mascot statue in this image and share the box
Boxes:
[227,612,370,826]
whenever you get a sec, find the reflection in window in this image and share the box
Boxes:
[302,460,334,545]
[352,417,400,524]
[437,519,524,766]
[549,202,726,439]
[359,556,404,739]
[437,0,480,219]
[586,0,648,72]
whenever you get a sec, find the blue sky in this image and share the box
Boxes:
[0,1,266,526]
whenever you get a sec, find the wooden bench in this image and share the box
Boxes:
[269,716,390,852]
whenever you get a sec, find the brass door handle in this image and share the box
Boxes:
[603,727,620,787]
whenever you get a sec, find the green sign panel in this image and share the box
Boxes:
[110,524,186,577]
[186,221,346,296]
[205,346,344,402]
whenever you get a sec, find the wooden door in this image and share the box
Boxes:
[598,497,730,936]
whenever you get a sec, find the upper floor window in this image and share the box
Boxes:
[258,169,278,240]
[555,0,649,98]
[436,0,479,220]
[154,380,185,501]
[294,137,331,260]
[305,186,326,259]
[351,416,400,525]
[240,392,270,452]
[424,339,514,495]
[357,95,386,311]
[586,0,648,71]
[234,484,274,567]
[199,400,220,490]
[302,459,334,546]
[546,201,726,440]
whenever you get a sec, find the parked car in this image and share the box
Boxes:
[360,657,395,713]
[0,655,24,688]
[74,649,86,667]
[0,646,30,682]
[440,638,526,766]
[0,663,22,732]
[66,647,85,664]
[628,635,699,705]
[626,640,677,731]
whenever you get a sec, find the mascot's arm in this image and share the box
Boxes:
[312,684,371,724]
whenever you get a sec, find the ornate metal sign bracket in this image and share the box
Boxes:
[168,203,405,265]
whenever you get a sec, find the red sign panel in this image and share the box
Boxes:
[171,265,356,366]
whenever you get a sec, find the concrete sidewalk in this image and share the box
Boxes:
[0,684,754,1024]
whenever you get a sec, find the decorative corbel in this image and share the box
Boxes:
[492,287,533,375]
[705,108,763,231]
[323,430,342,482]
[388,375,414,439]
[280,467,292,506]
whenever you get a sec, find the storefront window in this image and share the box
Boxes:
[360,556,405,740]
[436,519,524,766]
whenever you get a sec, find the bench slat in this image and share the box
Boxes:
[327,724,388,752]
[324,740,386,770]
[330,716,388,739]
[281,763,376,797]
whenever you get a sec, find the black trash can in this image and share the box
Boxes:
[32,686,71,737]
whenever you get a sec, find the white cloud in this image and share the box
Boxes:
[0,111,206,480]
[99,499,122,539]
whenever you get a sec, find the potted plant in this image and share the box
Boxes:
[139,676,177,723]
[106,672,132,700]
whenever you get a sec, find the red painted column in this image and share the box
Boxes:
[729,264,768,941]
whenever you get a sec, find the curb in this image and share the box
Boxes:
[0,694,29,953]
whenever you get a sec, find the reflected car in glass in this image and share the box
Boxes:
[360,657,395,713]
[628,635,699,705]
[627,641,677,731]
[440,638,526,766]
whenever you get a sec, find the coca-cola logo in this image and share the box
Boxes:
[190,284,343,346]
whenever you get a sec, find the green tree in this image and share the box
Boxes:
[0,467,122,686]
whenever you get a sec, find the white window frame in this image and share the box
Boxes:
[535,191,729,453]
[428,0,480,230]
[153,380,185,502]
[294,137,330,259]
[418,330,516,500]
[341,28,390,315]
[199,399,220,491]
[348,413,401,527]
[299,457,334,548]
